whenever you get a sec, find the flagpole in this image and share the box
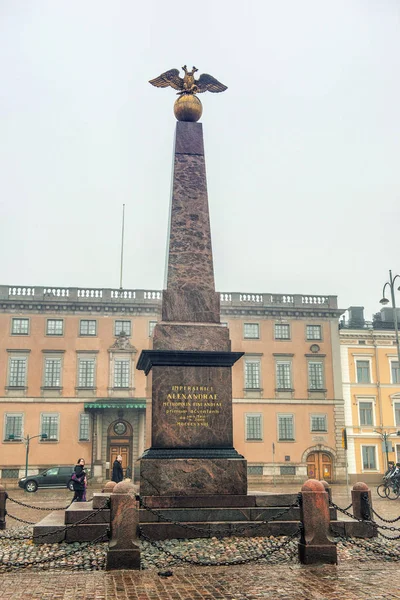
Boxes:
[119,204,125,290]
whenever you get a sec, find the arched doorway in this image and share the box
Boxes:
[107,419,133,478]
[307,452,333,482]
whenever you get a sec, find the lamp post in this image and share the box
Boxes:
[380,269,400,369]
[8,433,48,477]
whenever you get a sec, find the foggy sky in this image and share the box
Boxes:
[1,1,399,320]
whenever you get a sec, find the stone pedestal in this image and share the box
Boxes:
[106,481,140,571]
[0,485,6,530]
[137,120,247,498]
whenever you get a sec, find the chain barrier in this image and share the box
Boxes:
[32,502,109,541]
[329,500,369,524]
[6,495,72,512]
[138,495,301,537]
[138,525,300,567]
[0,531,108,570]
[334,531,400,560]
[371,507,400,524]
[6,513,36,525]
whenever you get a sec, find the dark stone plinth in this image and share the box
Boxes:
[141,493,300,509]
[298,543,337,565]
[137,350,243,375]
[174,121,204,155]
[106,490,140,571]
[140,521,299,541]
[141,448,244,459]
[153,323,231,352]
[140,458,247,496]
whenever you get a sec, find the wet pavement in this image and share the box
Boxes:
[1,484,400,599]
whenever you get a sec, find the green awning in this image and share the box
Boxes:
[84,399,147,410]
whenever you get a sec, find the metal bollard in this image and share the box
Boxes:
[106,481,140,570]
[298,479,337,564]
[0,485,6,530]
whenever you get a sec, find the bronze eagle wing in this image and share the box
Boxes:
[149,69,184,92]
[196,73,227,93]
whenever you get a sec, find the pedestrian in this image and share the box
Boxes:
[72,458,87,502]
[112,454,124,483]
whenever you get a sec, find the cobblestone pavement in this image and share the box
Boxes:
[1,484,400,599]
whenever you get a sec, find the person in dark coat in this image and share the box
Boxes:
[112,455,123,483]
[72,458,87,502]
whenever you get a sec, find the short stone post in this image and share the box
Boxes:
[351,482,373,521]
[106,481,140,570]
[319,480,332,502]
[0,485,7,530]
[298,479,337,564]
[102,481,116,493]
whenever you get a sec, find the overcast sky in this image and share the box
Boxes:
[1,1,399,320]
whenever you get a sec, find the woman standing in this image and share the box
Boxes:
[111,454,123,483]
[72,458,87,502]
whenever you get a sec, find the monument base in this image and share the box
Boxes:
[140,457,247,496]
[106,549,141,571]
[298,543,337,565]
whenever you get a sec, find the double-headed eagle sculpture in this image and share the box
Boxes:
[149,66,227,122]
[149,65,227,95]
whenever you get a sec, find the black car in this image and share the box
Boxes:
[18,466,75,492]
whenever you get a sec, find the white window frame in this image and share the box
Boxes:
[275,360,292,390]
[148,321,157,337]
[40,412,60,442]
[306,324,322,341]
[79,413,90,442]
[114,320,132,337]
[396,443,400,464]
[390,358,400,385]
[77,355,96,389]
[393,398,400,428]
[274,323,291,340]
[46,319,64,336]
[7,354,28,388]
[79,319,97,336]
[113,357,131,388]
[360,444,379,471]
[243,323,260,339]
[310,413,328,433]
[244,359,261,390]
[277,413,295,442]
[358,398,375,427]
[307,361,325,390]
[11,318,30,335]
[43,356,62,388]
[355,358,373,384]
[4,412,24,441]
[245,413,263,441]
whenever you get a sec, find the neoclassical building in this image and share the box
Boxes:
[0,284,346,484]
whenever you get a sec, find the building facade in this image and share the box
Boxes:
[340,307,400,483]
[0,285,346,484]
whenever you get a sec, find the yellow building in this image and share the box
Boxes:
[340,306,400,483]
[0,285,346,484]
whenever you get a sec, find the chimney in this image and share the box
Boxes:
[348,306,365,329]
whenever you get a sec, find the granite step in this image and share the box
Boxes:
[65,501,110,524]
[33,511,66,544]
[65,523,109,543]
[140,520,301,540]
[140,494,299,509]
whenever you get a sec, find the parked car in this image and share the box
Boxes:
[18,466,75,492]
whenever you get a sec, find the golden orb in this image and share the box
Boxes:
[174,94,203,122]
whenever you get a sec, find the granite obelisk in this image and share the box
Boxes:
[137,67,247,496]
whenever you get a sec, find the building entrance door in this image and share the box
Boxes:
[110,445,129,476]
[306,452,333,482]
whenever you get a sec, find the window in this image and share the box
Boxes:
[114,359,130,388]
[276,362,292,389]
[247,466,263,475]
[308,362,324,389]
[356,360,370,383]
[4,413,23,440]
[79,320,97,336]
[78,358,95,388]
[362,446,377,470]
[8,357,27,387]
[275,323,290,340]
[44,358,61,387]
[280,466,296,475]
[278,414,294,441]
[41,414,59,441]
[115,320,131,336]
[246,414,262,440]
[306,325,322,340]
[395,403,400,427]
[391,362,400,384]
[311,414,327,432]
[359,401,373,426]
[244,360,261,389]
[46,319,63,336]
[79,414,90,441]
[149,321,157,337]
[11,318,29,335]
[244,323,259,339]
[2,469,19,478]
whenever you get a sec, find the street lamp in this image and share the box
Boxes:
[8,433,48,478]
[374,429,400,470]
[380,269,400,368]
